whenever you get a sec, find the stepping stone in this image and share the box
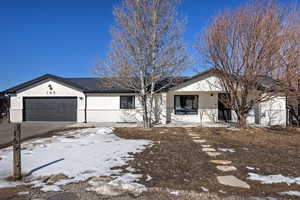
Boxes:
[227,127,240,131]
[206,152,221,157]
[189,134,199,137]
[217,176,250,189]
[202,148,216,152]
[218,148,236,153]
[201,186,209,192]
[194,139,206,143]
[210,160,232,165]
[216,165,237,172]
[201,144,211,148]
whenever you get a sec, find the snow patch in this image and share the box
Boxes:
[201,186,209,192]
[41,184,62,192]
[87,175,147,197]
[279,191,300,197]
[170,191,180,195]
[18,191,30,195]
[248,173,300,185]
[246,167,255,170]
[0,128,151,192]
[146,175,152,182]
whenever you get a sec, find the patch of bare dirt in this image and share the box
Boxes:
[114,127,300,199]
[0,185,32,200]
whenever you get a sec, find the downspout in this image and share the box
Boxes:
[84,93,87,123]
[286,95,288,127]
[8,94,11,124]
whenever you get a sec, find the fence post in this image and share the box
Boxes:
[12,123,21,180]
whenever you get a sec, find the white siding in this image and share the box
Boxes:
[231,97,287,126]
[86,94,142,123]
[10,79,85,122]
[171,75,223,92]
[259,97,286,126]
[166,92,219,123]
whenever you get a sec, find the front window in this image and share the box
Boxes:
[120,96,135,109]
[174,95,198,115]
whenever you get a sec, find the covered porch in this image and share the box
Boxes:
[165,91,232,125]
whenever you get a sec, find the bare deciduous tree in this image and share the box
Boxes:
[279,10,300,127]
[196,0,300,128]
[96,0,189,127]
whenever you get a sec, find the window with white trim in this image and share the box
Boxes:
[174,95,198,115]
[120,96,135,109]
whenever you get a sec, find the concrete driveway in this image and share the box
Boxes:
[0,118,74,147]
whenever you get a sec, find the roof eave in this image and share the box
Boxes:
[2,74,86,94]
[85,90,136,94]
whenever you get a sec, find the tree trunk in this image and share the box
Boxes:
[236,113,247,128]
[297,98,300,127]
[141,95,150,128]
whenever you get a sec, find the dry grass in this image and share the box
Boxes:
[114,127,300,199]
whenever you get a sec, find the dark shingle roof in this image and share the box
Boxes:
[3,74,87,94]
[2,69,280,94]
[3,73,191,94]
[66,78,135,93]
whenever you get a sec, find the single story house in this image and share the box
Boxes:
[3,70,287,126]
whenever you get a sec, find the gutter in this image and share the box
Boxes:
[84,93,87,123]
[286,95,289,127]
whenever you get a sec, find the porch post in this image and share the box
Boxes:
[161,93,168,124]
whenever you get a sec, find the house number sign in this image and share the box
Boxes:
[46,84,56,95]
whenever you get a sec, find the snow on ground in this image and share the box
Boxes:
[248,173,300,185]
[279,191,300,197]
[0,128,151,191]
[169,191,180,195]
[87,175,147,197]
[246,167,255,170]
[18,191,30,195]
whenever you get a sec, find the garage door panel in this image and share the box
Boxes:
[23,97,77,122]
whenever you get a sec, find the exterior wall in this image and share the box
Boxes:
[166,75,287,126]
[86,93,143,123]
[166,75,222,124]
[259,97,287,126]
[171,75,223,92]
[166,92,219,123]
[230,97,287,126]
[9,79,85,122]
[86,93,168,124]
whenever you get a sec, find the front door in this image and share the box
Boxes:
[218,93,232,122]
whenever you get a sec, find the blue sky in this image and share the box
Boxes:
[0,0,294,90]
